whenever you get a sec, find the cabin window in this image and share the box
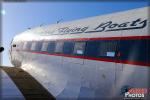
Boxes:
[98,41,117,57]
[85,41,99,57]
[31,42,36,51]
[35,42,42,51]
[23,42,32,50]
[41,42,49,52]
[20,42,24,50]
[55,42,64,53]
[23,42,27,50]
[47,41,55,53]
[73,42,86,55]
[147,39,150,63]
[120,39,148,63]
[63,42,74,54]
[26,42,32,50]
[31,41,42,51]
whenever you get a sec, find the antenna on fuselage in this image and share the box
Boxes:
[56,19,63,24]
[40,23,44,27]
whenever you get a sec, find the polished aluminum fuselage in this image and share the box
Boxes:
[10,7,150,99]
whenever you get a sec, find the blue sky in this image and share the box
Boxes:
[2,1,149,66]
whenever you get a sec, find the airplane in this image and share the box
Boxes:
[2,6,150,99]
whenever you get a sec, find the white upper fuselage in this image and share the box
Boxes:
[13,6,149,42]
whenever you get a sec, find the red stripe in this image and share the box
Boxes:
[26,51,150,67]
[43,36,150,41]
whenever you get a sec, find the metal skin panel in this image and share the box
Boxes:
[10,7,150,99]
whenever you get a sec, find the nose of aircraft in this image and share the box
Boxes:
[0,47,4,52]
